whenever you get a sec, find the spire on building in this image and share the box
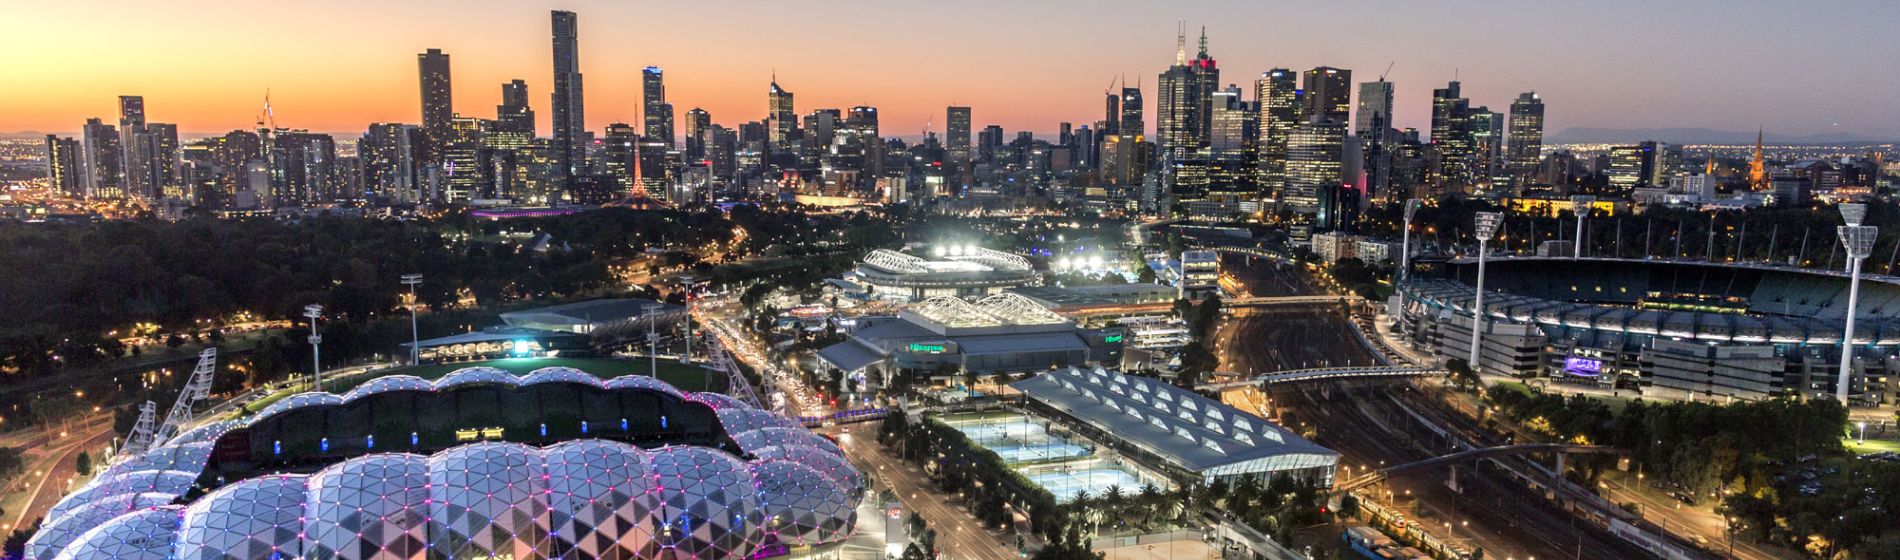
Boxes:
[1175,20,1187,65]
[1748,127,1767,189]
[1198,26,1208,58]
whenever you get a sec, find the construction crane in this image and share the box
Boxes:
[1380,61,1395,81]
[115,401,158,461]
[149,348,218,449]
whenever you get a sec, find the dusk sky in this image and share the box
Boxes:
[8,0,1899,140]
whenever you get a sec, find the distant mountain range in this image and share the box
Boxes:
[1549,127,1896,145]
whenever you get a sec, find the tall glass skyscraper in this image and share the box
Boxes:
[1506,92,1546,185]
[551,10,586,181]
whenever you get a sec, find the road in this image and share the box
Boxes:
[827,427,1018,560]
[0,414,115,533]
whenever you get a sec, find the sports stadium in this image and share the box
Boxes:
[1395,256,1900,404]
[27,365,862,560]
[839,246,1038,301]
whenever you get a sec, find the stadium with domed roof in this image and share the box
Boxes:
[25,363,863,560]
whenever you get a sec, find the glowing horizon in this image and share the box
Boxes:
[5,0,1898,141]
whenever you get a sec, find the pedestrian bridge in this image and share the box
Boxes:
[1199,366,1444,390]
[1333,443,1624,493]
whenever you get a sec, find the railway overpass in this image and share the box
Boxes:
[1225,294,1364,307]
[1334,443,1624,493]
[1199,366,1444,391]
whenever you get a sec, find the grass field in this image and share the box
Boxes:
[238,357,725,415]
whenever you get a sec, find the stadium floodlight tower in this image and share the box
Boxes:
[644,303,665,378]
[1468,212,1505,372]
[401,274,423,364]
[304,304,324,391]
[1569,195,1597,258]
[1835,203,1876,405]
[1400,199,1421,282]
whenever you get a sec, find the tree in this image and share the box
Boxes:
[1445,358,1478,390]
[1337,493,1361,519]
[74,451,91,477]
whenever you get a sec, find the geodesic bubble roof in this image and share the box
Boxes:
[252,392,344,422]
[49,504,183,560]
[686,391,752,411]
[522,366,608,388]
[750,459,858,547]
[48,469,196,521]
[175,474,309,560]
[606,374,686,398]
[751,444,865,499]
[435,366,524,389]
[646,446,764,559]
[29,492,176,560]
[716,408,803,434]
[733,427,844,457]
[339,374,434,402]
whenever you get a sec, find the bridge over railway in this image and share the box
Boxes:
[1225,294,1364,307]
[1198,366,1444,391]
[1333,443,1624,493]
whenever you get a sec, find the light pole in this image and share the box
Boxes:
[1569,196,1596,259]
[1836,203,1876,405]
[1858,421,1867,445]
[1401,199,1421,283]
[644,303,664,379]
[401,274,423,365]
[1468,212,1504,371]
[304,304,324,392]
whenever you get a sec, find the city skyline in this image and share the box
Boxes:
[7,0,1899,140]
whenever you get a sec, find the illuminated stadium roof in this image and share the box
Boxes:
[850,248,1037,296]
[1012,367,1338,481]
[29,366,862,560]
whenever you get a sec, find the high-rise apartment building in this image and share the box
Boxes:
[683,108,712,161]
[418,49,453,144]
[1287,119,1346,216]
[495,79,535,139]
[550,10,586,180]
[44,135,82,197]
[768,79,796,148]
[1156,27,1217,159]
[1429,81,1474,191]
[80,118,124,199]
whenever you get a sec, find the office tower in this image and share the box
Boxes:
[946,106,971,188]
[434,117,482,201]
[1209,85,1250,152]
[768,78,796,148]
[684,108,712,161]
[1355,81,1394,139]
[1156,26,1217,159]
[1287,119,1346,221]
[550,10,586,180]
[1468,107,1504,188]
[44,135,82,197]
[848,106,882,181]
[1254,69,1297,197]
[115,95,153,198]
[642,67,674,148]
[1608,141,1660,190]
[601,123,639,193]
[1103,91,1121,135]
[496,79,535,139]
[1429,81,1474,191]
[1119,86,1144,138]
[978,125,1004,165]
[1300,67,1352,124]
[362,123,422,202]
[80,118,123,199]
[418,49,453,144]
[1505,92,1545,186]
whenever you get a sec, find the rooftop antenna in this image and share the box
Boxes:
[1174,20,1187,65]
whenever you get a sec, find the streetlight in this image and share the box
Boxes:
[1858,421,1868,445]
[644,303,664,379]
[1836,203,1876,405]
[1468,212,1504,371]
[401,274,423,365]
[1400,199,1421,283]
[1569,196,1596,259]
[304,304,324,392]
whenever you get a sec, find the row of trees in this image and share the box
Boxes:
[1480,387,1900,557]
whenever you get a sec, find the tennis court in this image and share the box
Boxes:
[1024,466,1146,503]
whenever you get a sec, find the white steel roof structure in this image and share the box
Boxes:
[1012,367,1338,481]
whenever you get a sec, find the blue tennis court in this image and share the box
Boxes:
[1025,467,1146,503]
[988,442,1091,464]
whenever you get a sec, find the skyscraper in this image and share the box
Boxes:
[1469,107,1504,187]
[1156,26,1217,159]
[495,80,535,139]
[1505,92,1545,185]
[1119,85,1144,138]
[80,118,123,199]
[1429,81,1474,192]
[44,135,82,197]
[417,49,453,142]
[946,106,971,189]
[768,78,796,148]
[1354,81,1394,139]
[1102,91,1121,135]
[361,123,423,203]
[684,108,712,161]
[642,67,674,148]
[117,96,152,198]
[1287,119,1346,216]
[1208,85,1250,152]
[1254,69,1297,198]
[1300,67,1352,124]
[550,10,586,180]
